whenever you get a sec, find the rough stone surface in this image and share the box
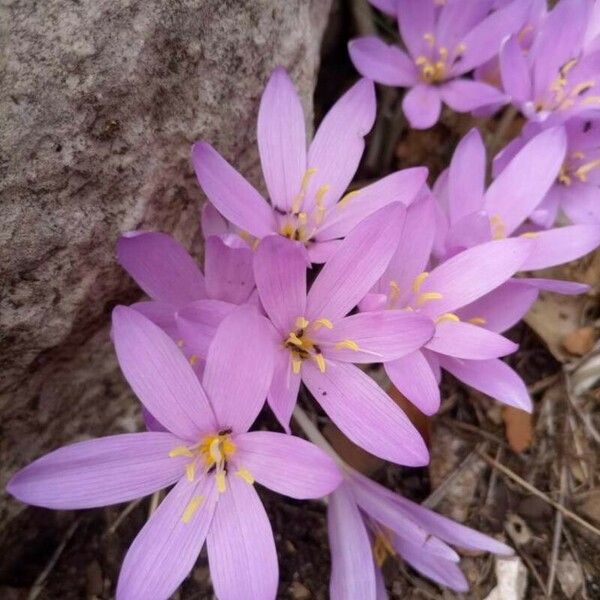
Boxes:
[0,0,331,537]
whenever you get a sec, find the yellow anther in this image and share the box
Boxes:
[297,212,308,224]
[560,58,578,78]
[169,446,194,458]
[292,357,302,374]
[435,312,460,324]
[423,32,435,47]
[182,495,204,523]
[417,292,443,306]
[313,353,326,373]
[581,95,600,106]
[571,80,595,97]
[373,531,396,567]
[415,55,428,66]
[235,468,255,485]
[316,184,330,204]
[176,339,185,348]
[388,280,401,307]
[468,317,487,326]
[286,332,304,347]
[185,462,196,482]
[438,46,448,60]
[209,437,223,463]
[338,190,360,209]
[200,433,236,466]
[575,158,600,182]
[296,316,310,329]
[239,230,259,250]
[313,318,334,330]
[558,164,572,186]
[571,151,585,160]
[412,271,429,294]
[455,42,466,55]
[520,232,539,239]
[335,339,360,351]
[189,354,199,366]
[280,222,296,239]
[216,472,227,493]
[301,168,318,192]
[490,214,506,240]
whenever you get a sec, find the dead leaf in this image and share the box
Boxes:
[505,513,532,546]
[484,556,528,600]
[388,386,431,446]
[562,326,595,356]
[577,489,600,523]
[324,423,384,476]
[502,407,533,453]
[557,553,584,598]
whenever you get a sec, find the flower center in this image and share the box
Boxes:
[414,35,466,85]
[284,316,331,374]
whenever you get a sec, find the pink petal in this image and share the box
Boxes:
[439,356,532,411]
[302,361,429,466]
[396,0,435,58]
[258,67,307,211]
[8,433,186,509]
[112,306,216,440]
[348,37,417,86]
[207,474,278,600]
[440,79,508,112]
[202,307,275,433]
[267,349,301,433]
[484,127,567,235]
[328,485,377,600]
[384,351,441,415]
[445,211,492,251]
[254,235,308,334]
[233,431,342,498]
[201,202,230,239]
[499,35,531,104]
[191,141,276,238]
[561,182,600,224]
[307,239,343,263]
[117,476,218,600]
[519,277,590,296]
[117,232,205,305]
[307,203,406,322]
[368,0,397,17]
[317,167,428,241]
[317,310,434,363]
[426,321,518,359]
[402,84,442,129]
[131,300,178,339]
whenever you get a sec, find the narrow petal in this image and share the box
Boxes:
[318,310,434,363]
[519,277,590,295]
[440,79,508,112]
[396,0,435,58]
[426,321,518,359]
[117,232,205,305]
[328,485,377,600]
[117,476,218,600]
[317,167,428,241]
[448,129,486,224]
[254,235,307,334]
[305,79,376,210]
[207,474,278,600]
[8,433,186,509]
[204,235,255,304]
[267,349,301,433]
[191,141,276,238]
[131,300,178,339]
[439,356,532,411]
[201,202,230,239]
[521,225,600,270]
[402,84,442,129]
[445,211,492,251]
[202,308,275,433]
[417,238,533,317]
[348,37,418,86]
[234,431,342,498]
[499,36,531,104]
[258,67,307,211]
[112,306,216,440]
[384,351,441,415]
[369,0,396,17]
[302,361,429,466]
[307,203,406,322]
[483,127,567,235]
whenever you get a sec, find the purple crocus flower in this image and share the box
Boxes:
[328,469,512,597]
[499,0,600,125]
[494,118,600,226]
[349,0,529,128]
[253,204,434,465]
[362,195,535,415]
[192,67,428,262]
[8,307,342,600]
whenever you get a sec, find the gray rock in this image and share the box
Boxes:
[0,0,331,535]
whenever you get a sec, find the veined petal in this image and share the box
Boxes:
[328,485,377,600]
[439,356,532,412]
[445,211,492,251]
[307,239,343,264]
[201,202,230,239]
[396,0,435,58]
[207,473,278,600]
[8,433,186,509]
[117,232,205,305]
[483,127,567,235]
[348,37,418,86]
[258,67,307,211]
[117,476,218,600]
[561,183,600,224]
[385,351,441,415]
[317,167,428,241]
[499,35,531,104]
[318,310,434,363]
[307,203,406,322]
[267,349,301,433]
[254,235,308,334]
[112,306,216,440]
[440,79,508,112]
[192,141,276,238]
[204,235,255,304]
[202,307,275,433]
[233,431,342,499]
[426,321,518,359]
[402,84,442,129]
[518,277,590,296]
[131,301,178,340]
[302,361,429,466]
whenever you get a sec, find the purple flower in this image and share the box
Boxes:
[349,0,529,128]
[254,204,434,465]
[362,195,535,415]
[192,67,427,262]
[499,0,600,124]
[494,118,600,226]
[8,307,342,600]
[328,469,512,597]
